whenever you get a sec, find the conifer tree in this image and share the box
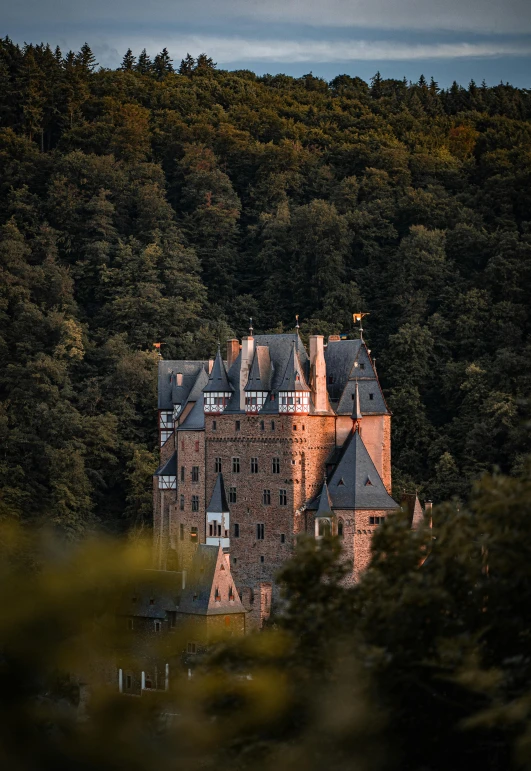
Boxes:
[120,48,136,71]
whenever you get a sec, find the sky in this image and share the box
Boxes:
[3,0,531,87]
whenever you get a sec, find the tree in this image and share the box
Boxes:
[120,48,136,71]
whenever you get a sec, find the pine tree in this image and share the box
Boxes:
[135,48,152,75]
[153,47,174,78]
[120,48,136,71]
[178,53,195,75]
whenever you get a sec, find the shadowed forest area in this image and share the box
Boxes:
[0,38,530,536]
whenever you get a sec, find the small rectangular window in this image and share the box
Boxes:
[232,457,240,473]
[251,457,258,473]
[234,523,240,537]
[280,533,285,544]
[279,489,287,506]
[154,621,161,633]
[180,466,185,482]
[180,495,185,511]
[212,420,217,430]
[260,555,265,563]
[187,642,197,654]
[229,487,237,503]
[168,611,176,628]
[191,495,199,511]
[215,457,222,473]
[369,516,375,525]
[260,420,265,430]
[369,393,374,400]
[180,523,184,540]
[195,440,199,452]
[190,527,198,541]
[271,420,275,430]
[272,457,280,474]
[235,420,241,432]
[192,466,199,482]
[256,523,265,540]
[360,362,365,370]
[263,489,271,505]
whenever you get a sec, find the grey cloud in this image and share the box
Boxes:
[3,0,531,34]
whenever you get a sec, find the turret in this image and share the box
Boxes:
[203,345,233,414]
[314,480,336,538]
[278,341,311,414]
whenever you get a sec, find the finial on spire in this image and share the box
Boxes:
[353,312,370,342]
[295,314,300,331]
[249,317,254,336]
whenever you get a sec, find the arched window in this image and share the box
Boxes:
[318,519,331,537]
[338,519,344,538]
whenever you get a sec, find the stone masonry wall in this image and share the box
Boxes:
[170,429,206,572]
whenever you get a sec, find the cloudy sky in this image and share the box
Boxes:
[3,0,531,86]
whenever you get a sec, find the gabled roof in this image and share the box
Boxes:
[244,345,272,391]
[122,570,183,619]
[158,360,208,410]
[309,430,398,511]
[337,379,389,416]
[176,394,205,430]
[207,473,229,514]
[315,480,334,518]
[278,341,311,392]
[252,334,309,391]
[187,366,209,402]
[178,545,245,616]
[402,493,425,529]
[154,451,177,477]
[203,346,233,393]
[325,339,363,402]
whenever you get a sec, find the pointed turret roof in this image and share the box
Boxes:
[315,480,334,518]
[203,346,233,393]
[207,473,229,514]
[318,430,398,510]
[178,545,246,616]
[401,493,425,529]
[244,346,272,391]
[154,451,177,477]
[278,341,311,392]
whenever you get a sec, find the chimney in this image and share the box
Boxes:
[309,335,328,413]
[226,338,239,369]
[240,335,254,409]
[208,358,214,374]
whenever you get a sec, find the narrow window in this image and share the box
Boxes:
[369,516,375,525]
[212,420,217,430]
[126,675,132,689]
[328,374,334,384]
[233,557,237,564]
[232,457,240,473]
[280,533,285,544]
[191,527,198,541]
[263,489,271,505]
[272,457,280,474]
[251,457,258,473]
[192,466,199,482]
[279,489,287,506]
[168,611,176,628]
[293,425,297,431]
[180,523,184,540]
[260,420,265,430]
[234,523,240,538]
[235,420,241,432]
[154,621,161,633]
[271,420,275,430]
[369,393,374,400]
[260,555,265,563]
[195,440,199,452]
[180,466,185,482]
[181,440,185,451]
[149,598,154,605]
[215,457,222,473]
[180,495,185,511]
[338,520,344,538]
[229,487,237,504]
[257,523,265,540]
[191,495,199,511]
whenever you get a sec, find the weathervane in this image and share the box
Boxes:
[295,314,300,331]
[353,312,369,341]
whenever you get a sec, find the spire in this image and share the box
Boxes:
[279,340,311,392]
[207,473,229,513]
[203,345,233,393]
[315,479,334,519]
[295,314,300,331]
[352,381,362,428]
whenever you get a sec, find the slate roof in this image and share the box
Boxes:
[325,339,362,402]
[315,480,334,518]
[176,394,205,431]
[158,360,208,410]
[178,545,245,616]
[203,346,233,393]
[207,473,230,513]
[123,570,183,619]
[308,429,398,511]
[352,381,362,421]
[154,452,177,477]
[278,341,311,392]
[253,334,309,391]
[402,493,425,529]
[244,345,273,391]
[337,379,389,416]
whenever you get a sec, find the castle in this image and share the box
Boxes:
[153,328,404,627]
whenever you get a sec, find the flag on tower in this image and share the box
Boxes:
[353,313,369,323]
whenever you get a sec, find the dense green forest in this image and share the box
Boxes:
[1,37,530,534]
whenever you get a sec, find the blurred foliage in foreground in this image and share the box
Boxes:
[1,460,531,770]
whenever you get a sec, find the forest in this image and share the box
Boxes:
[0,37,530,535]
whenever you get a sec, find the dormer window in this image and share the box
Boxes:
[245,391,267,413]
[204,392,232,414]
[278,392,310,414]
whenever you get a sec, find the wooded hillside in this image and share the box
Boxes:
[1,38,530,534]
